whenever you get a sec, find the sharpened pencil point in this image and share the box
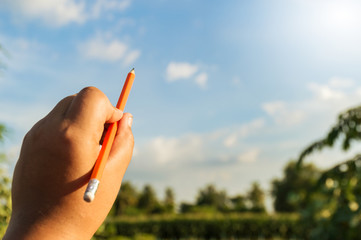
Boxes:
[130,68,135,74]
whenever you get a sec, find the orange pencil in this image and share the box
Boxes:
[84,68,135,202]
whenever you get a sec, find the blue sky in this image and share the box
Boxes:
[2,0,361,208]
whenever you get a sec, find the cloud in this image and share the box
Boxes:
[329,76,354,88]
[166,62,199,82]
[238,148,260,163]
[0,0,86,26]
[0,0,132,26]
[195,72,208,89]
[91,0,131,18]
[134,118,266,170]
[123,50,141,66]
[262,101,305,126]
[308,82,344,100]
[79,35,140,65]
[165,61,210,89]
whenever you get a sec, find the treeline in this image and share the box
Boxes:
[110,181,266,217]
[110,160,321,217]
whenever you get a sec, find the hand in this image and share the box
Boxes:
[4,87,134,240]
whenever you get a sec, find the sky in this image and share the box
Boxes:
[1,0,361,209]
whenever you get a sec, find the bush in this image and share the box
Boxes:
[96,213,303,239]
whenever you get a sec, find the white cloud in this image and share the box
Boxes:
[91,0,131,18]
[123,50,141,66]
[165,61,212,89]
[0,0,86,26]
[237,118,265,138]
[166,62,199,82]
[308,82,344,100]
[82,37,127,61]
[329,76,354,88]
[262,101,305,126]
[0,0,132,26]
[134,118,266,169]
[145,135,203,165]
[195,72,208,89]
[238,148,260,163]
[223,118,265,148]
[224,134,237,148]
[79,35,140,64]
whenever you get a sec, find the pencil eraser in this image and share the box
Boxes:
[84,192,95,202]
[83,179,100,203]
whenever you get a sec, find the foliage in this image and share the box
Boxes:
[163,187,175,213]
[0,124,11,237]
[94,213,303,239]
[137,185,161,214]
[247,182,266,213]
[195,184,230,212]
[229,195,248,212]
[301,155,361,240]
[0,124,7,142]
[297,105,361,167]
[180,183,266,214]
[295,105,361,239]
[271,161,321,212]
[112,181,139,216]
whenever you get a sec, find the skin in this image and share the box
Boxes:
[3,87,134,240]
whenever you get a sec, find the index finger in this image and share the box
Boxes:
[65,87,123,133]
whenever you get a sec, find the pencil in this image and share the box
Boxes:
[83,68,135,202]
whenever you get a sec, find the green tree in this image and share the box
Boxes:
[112,181,139,216]
[230,194,247,212]
[297,105,361,167]
[296,105,361,239]
[0,124,11,236]
[179,202,194,213]
[137,184,159,214]
[247,182,265,213]
[196,184,229,212]
[271,161,320,212]
[163,187,175,213]
[0,124,7,142]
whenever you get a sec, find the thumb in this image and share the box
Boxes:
[106,107,123,123]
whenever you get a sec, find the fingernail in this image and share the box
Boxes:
[128,116,133,128]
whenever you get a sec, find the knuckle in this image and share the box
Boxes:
[79,86,109,107]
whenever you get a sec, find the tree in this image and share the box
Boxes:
[271,161,320,212]
[295,105,361,239]
[137,184,159,213]
[230,194,247,212]
[297,105,361,167]
[247,182,265,213]
[0,124,11,236]
[112,181,138,216]
[196,184,229,212]
[0,124,6,142]
[163,187,175,213]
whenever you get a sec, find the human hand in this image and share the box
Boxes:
[4,87,134,240]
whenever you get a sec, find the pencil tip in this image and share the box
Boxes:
[130,68,135,74]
